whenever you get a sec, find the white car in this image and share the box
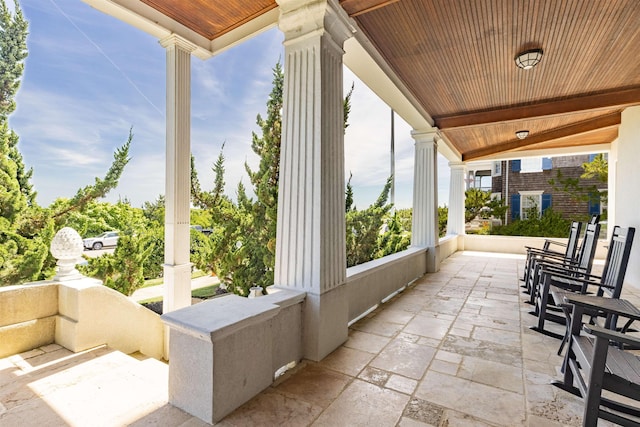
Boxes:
[83,231,119,250]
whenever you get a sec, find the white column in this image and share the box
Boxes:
[275,0,353,361]
[613,105,640,289]
[447,161,467,236]
[411,130,439,247]
[411,130,440,272]
[161,35,195,314]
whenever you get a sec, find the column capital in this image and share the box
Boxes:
[411,128,441,145]
[448,161,467,170]
[277,0,355,46]
[160,34,198,53]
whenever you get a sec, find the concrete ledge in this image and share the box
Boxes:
[346,247,427,323]
[161,289,306,424]
[463,234,609,259]
[0,278,164,360]
[0,283,58,326]
[162,295,280,341]
[56,279,164,360]
[0,316,56,358]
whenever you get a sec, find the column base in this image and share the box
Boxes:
[426,246,441,273]
[163,263,193,314]
[303,285,349,361]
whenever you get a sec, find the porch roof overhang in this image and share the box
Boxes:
[83,0,640,162]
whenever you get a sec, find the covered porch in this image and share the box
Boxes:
[2,251,638,426]
[3,0,639,424]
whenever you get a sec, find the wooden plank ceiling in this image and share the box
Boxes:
[139,0,640,161]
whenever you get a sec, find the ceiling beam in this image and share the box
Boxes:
[340,0,400,17]
[462,112,621,161]
[437,87,640,130]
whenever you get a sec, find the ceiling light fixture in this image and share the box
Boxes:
[515,49,543,70]
[515,130,530,139]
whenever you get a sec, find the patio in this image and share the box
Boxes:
[2,250,637,426]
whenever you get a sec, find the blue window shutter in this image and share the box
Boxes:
[511,160,521,172]
[511,194,520,220]
[542,157,552,170]
[588,195,600,216]
[541,194,552,213]
[588,154,596,162]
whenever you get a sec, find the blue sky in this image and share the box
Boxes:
[10,0,450,210]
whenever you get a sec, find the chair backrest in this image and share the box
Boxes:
[598,226,636,298]
[575,221,601,274]
[564,221,583,261]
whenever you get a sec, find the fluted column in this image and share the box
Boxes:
[447,161,467,236]
[161,35,195,314]
[276,0,353,360]
[411,130,439,248]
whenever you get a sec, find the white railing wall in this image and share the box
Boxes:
[346,247,428,323]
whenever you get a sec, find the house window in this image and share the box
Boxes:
[511,191,552,220]
[473,170,491,191]
[520,191,543,219]
[492,161,502,177]
[588,189,608,217]
[511,157,552,173]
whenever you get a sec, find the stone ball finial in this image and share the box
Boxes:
[51,227,84,280]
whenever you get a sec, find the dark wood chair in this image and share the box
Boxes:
[553,294,640,426]
[521,220,583,298]
[529,221,602,337]
[551,226,636,354]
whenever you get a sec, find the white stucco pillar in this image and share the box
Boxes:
[411,130,440,271]
[161,35,195,314]
[447,161,467,236]
[275,0,353,361]
[613,105,640,290]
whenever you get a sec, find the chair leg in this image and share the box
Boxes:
[530,275,563,339]
[528,263,541,305]
[582,335,609,427]
[557,305,572,357]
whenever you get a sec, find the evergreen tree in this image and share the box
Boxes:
[0,0,27,119]
[548,154,608,207]
[80,230,155,296]
[0,0,132,285]
[191,64,284,295]
[243,62,283,286]
[191,63,409,294]
[345,176,394,267]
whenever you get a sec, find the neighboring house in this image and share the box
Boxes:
[467,154,606,223]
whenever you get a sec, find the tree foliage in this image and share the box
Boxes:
[191,63,284,296]
[346,175,398,267]
[0,1,134,286]
[464,188,490,222]
[191,63,410,295]
[0,0,27,119]
[548,154,608,205]
[491,206,571,238]
[79,231,155,296]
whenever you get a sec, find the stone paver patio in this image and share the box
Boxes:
[2,251,638,426]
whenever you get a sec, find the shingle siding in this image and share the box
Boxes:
[496,156,604,220]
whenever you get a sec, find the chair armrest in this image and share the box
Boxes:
[538,259,590,275]
[584,324,640,347]
[527,249,569,261]
[545,239,567,248]
[563,296,640,320]
[540,265,601,280]
[539,268,602,291]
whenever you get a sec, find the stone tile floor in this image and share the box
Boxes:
[2,251,639,426]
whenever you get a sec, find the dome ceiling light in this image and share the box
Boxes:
[516,130,530,139]
[515,49,543,70]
